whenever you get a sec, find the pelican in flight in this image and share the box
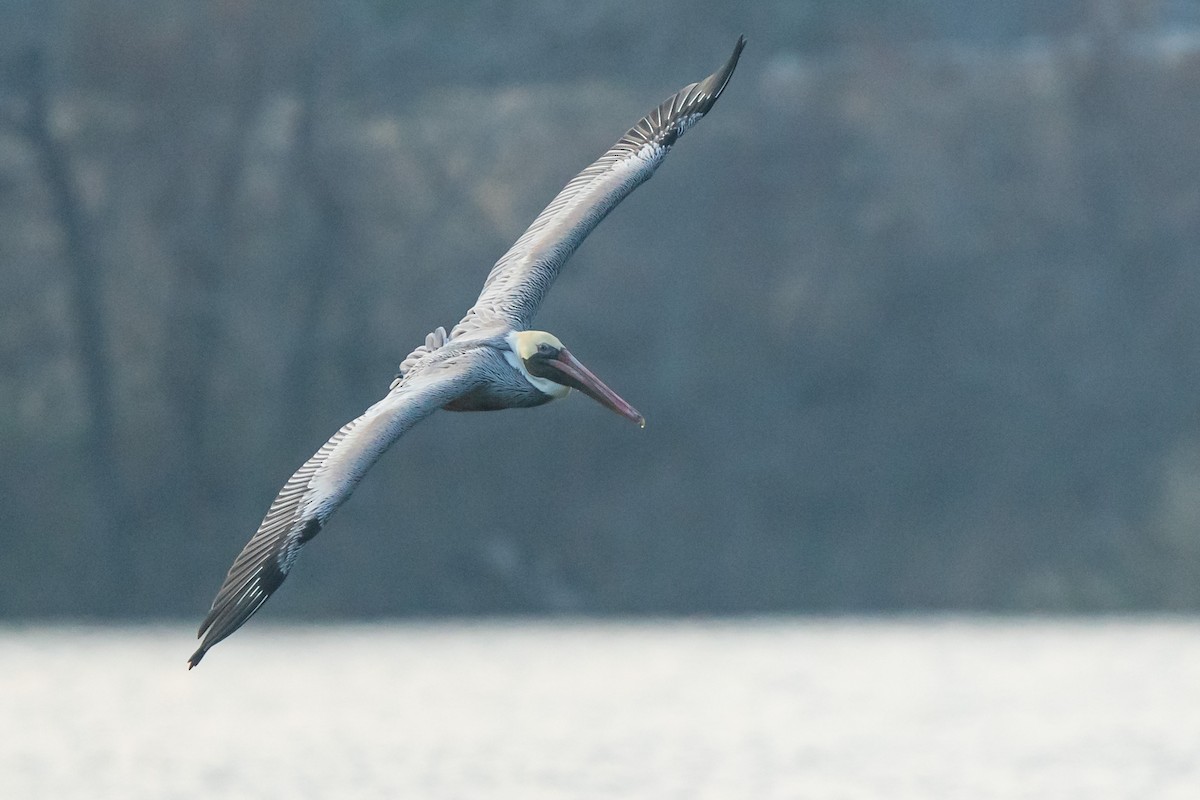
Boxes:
[188,37,745,668]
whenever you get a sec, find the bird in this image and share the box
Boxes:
[188,36,745,668]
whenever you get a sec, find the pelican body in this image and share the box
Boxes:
[188,37,745,667]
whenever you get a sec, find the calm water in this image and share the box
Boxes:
[2,618,1198,799]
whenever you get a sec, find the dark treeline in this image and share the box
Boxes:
[2,0,1199,619]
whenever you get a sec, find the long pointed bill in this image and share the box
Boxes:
[551,348,645,427]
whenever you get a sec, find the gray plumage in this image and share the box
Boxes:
[188,38,744,668]
[452,35,745,337]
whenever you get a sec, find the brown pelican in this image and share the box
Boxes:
[188,37,745,668]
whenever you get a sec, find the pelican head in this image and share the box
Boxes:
[509,331,645,427]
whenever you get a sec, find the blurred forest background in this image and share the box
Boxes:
[3,0,1200,620]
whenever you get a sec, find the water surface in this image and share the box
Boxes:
[3,618,1198,798]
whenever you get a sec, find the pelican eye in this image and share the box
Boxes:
[535,342,558,359]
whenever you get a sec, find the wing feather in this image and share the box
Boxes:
[452,36,745,336]
[188,362,478,667]
[393,326,450,388]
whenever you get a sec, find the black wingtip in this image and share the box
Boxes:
[187,541,292,669]
[710,35,747,100]
[187,646,206,670]
[188,608,217,668]
[683,35,745,121]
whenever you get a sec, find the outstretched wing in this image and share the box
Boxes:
[452,36,744,337]
[188,360,478,668]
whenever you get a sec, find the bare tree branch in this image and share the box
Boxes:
[14,46,131,612]
[279,48,349,442]
[161,23,271,504]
